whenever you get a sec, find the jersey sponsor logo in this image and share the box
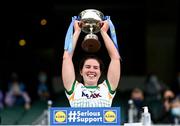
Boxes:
[82,91,102,99]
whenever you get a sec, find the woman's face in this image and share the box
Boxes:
[80,59,101,86]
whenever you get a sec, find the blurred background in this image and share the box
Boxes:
[0,0,180,125]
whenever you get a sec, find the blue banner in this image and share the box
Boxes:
[50,107,121,126]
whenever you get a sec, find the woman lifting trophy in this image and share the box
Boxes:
[62,9,121,107]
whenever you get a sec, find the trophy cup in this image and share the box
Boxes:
[79,9,104,53]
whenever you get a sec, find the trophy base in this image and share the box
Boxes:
[81,34,101,53]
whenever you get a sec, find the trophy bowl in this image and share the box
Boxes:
[79,9,104,52]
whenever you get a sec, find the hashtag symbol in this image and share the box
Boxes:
[68,111,77,122]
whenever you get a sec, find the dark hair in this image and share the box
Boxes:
[79,55,104,72]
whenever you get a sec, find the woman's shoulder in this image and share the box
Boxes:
[74,80,84,87]
[98,80,108,88]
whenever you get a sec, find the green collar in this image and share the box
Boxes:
[84,85,98,89]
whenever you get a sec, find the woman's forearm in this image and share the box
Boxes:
[100,30,120,60]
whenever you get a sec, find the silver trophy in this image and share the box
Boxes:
[79,9,104,52]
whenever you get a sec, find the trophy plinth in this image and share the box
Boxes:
[79,9,104,53]
[81,33,101,52]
